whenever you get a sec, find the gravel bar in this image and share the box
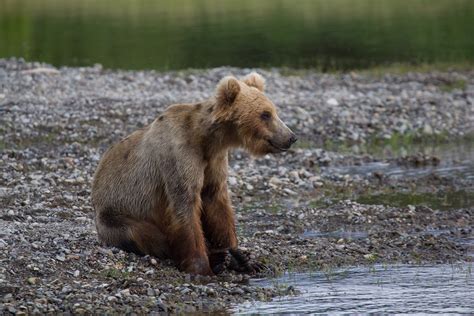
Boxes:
[1,58,473,314]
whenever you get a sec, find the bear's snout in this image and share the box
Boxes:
[288,134,298,147]
[272,118,297,151]
[268,128,297,152]
[281,132,297,150]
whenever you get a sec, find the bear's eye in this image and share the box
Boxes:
[260,111,272,121]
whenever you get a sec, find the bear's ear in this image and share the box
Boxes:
[242,72,265,92]
[216,76,241,106]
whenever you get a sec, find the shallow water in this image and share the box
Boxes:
[233,264,474,314]
[237,140,474,314]
[322,140,474,210]
[327,140,474,181]
[1,0,474,70]
[329,160,474,182]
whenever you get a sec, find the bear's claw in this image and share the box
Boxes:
[210,248,269,275]
[228,248,268,275]
[209,250,229,275]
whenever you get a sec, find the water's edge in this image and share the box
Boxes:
[233,263,473,314]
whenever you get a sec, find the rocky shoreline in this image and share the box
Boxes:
[1,58,473,313]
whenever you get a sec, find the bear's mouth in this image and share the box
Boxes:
[267,139,288,152]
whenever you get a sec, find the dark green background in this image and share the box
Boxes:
[1,0,473,70]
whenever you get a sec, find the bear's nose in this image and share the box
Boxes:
[289,134,298,145]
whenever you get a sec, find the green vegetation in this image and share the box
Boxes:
[304,180,474,211]
[100,268,131,280]
[292,139,314,150]
[279,62,474,77]
[439,79,467,92]
[319,131,453,156]
[1,0,474,70]
[265,203,284,214]
[10,132,59,149]
[356,62,474,76]
[320,132,474,160]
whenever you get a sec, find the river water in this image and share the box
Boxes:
[233,263,473,314]
[318,140,474,210]
[328,140,474,181]
[1,0,473,70]
[233,140,473,314]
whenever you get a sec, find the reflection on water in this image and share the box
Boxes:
[323,140,474,210]
[328,139,474,181]
[330,161,474,180]
[1,0,473,70]
[233,264,474,314]
[328,161,474,181]
[281,141,474,211]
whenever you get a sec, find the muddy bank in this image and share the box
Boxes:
[1,58,473,313]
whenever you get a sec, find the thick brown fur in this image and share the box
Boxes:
[92,72,296,275]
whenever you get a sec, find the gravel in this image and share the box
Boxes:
[1,58,473,313]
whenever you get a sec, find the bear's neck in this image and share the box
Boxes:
[196,101,240,159]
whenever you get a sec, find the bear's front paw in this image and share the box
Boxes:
[209,250,231,275]
[228,248,268,275]
[210,248,270,275]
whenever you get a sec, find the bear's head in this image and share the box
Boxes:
[214,72,297,155]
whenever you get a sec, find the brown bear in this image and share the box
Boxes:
[91,72,297,275]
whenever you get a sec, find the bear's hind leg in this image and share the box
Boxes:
[96,209,169,259]
[127,220,170,258]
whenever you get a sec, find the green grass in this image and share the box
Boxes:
[439,79,467,92]
[99,268,131,280]
[292,138,314,149]
[266,203,284,214]
[356,190,474,211]
[278,62,474,77]
[355,62,474,77]
[11,132,59,149]
[320,131,474,160]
